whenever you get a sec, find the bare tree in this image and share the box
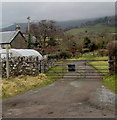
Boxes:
[30,20,62,54]
[61,34,83,57]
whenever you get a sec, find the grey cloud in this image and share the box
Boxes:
[2,2,115,27]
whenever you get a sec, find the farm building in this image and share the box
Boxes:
[0,49,43,60]
[0,30,27,49]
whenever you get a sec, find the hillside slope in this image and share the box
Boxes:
[66,24,115,35]
[1,19,90,32]
[1,16,115,32]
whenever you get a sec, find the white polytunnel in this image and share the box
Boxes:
[0,49,43,60]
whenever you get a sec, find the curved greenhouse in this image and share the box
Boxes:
[0,49,43,60]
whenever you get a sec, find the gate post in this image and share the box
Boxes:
[108,56,115,74]
[107,42,117,75]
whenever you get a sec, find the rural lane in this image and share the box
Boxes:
[2,62,116,118]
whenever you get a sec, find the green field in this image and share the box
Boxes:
[89,61,108,74]
[78,52,108,61]
[66,24,115,35]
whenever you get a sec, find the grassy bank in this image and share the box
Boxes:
[1,65,67,99]
[102,75,117,93]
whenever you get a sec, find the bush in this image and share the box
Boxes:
[48,52,72,60]
[98,49,108,57]
[82,48,90,53]
[83,37,91,48]
[59,51,69,59]
[48,54,59,59]
[89,42,98,52]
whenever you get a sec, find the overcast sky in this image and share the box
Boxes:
[1,2,115,28]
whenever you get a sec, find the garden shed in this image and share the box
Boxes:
[0,49,43,60]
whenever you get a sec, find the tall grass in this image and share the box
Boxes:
[2,66,67,99]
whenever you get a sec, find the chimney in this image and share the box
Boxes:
[15,24,20,31]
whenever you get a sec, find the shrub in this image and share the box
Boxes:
[98,49,108,57]
[59,51,69,59]
[82,48,90,53]
[83,37,91,48]
[48,54,59,59]
[89,42,98,52]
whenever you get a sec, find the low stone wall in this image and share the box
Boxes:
[1,56,56,78]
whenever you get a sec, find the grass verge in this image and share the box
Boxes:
[102,75,117,94]
[1,65,67,99]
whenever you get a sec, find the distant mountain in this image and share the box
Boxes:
[1,20,90,32]
[84,16,115,27]
[64,16,115,31]
[56,19,93,30]
[1,23,28,32]
[1,16,115,32]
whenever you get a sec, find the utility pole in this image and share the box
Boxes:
[6,44,10,78]
[27,16,30,33]
[27,16,31,48]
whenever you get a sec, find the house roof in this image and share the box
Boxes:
[0,30,25,44]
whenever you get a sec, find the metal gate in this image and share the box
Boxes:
[48,59,108,80]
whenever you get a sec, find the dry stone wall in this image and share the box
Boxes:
[1,56,56,78]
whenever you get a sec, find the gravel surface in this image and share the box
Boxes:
[96,85,116,110]
[2,61,116,118]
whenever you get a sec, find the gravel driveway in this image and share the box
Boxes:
[2,61,116,118]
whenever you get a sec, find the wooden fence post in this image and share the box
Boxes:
[6,44,10,78]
